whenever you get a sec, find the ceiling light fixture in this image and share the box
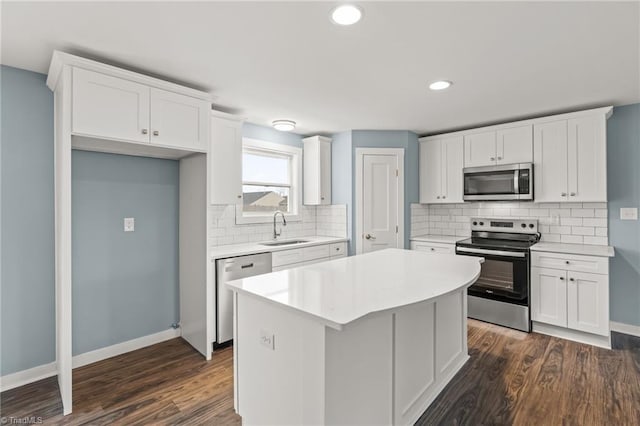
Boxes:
[272,120,296,132]
[429,80,452,91]
[331,4,363,26]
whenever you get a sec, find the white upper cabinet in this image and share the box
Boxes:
[534,120,569,203]
[149,88,209,150]
[209,112,243,205]
[419,135,463,204]
[72,68,150,143]
[496,125,533,164]
[534,114,607,203]
[71,67,210,152]
[303,136,332,205]
[464,131,496,167]
[464,125,532,168]
[567,116,607,202]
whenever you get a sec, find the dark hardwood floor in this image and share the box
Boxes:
[2,320,639,425]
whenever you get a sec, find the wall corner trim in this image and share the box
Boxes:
[610,321,640,338]
[0,328,182,392]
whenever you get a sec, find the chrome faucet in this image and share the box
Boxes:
[273,211,287,240]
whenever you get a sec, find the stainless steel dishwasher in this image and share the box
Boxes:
[216,252,272,345]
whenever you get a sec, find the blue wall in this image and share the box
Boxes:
[72,151,179,355]
[242,122,303,147]
[1,66,56,375]
[607,104,640,327]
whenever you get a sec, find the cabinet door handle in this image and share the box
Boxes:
[141,129,148,135]
[559,276,565,281]
[321,197,325,200]
[561,192,567,197]
[436,196,441,199]
[430,247,435,251]
[153,130,159,136]
[442,195,446,199]
[569,277,575,282]
[497,156,502,160]
[570,192,576,196]
[490,157,496,161]
[565,260,570,265]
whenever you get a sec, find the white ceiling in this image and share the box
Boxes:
[2,1,639,135]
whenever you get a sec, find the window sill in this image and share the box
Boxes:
[235,211,302,225]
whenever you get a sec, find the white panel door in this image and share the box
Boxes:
[441,136,464,203]
[209,115,243,205]
[72,68,150,143]
[567,116,607,202]
[567,271,609,336]
[531,267,567,327]
[496,125,533,165]
[362,154,400,253]
[419,139,442,203]
[533,120,568,202]
[150,88,209,150]
[464,131,496,167]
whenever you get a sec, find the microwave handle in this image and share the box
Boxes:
[514,169,520,195]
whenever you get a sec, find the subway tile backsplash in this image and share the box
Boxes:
[208,204,348,248]
[411,202,609,246]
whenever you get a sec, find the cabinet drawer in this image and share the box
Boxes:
[330,242,347,257]
[272,248,304,267]
[531,251,608,275]
[410,241,455,254]
[303,244,331,262]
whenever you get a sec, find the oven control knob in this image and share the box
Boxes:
[479,221,484,226]
[521,223,527,228]
[473,221,478,226]
[529,224,535,228]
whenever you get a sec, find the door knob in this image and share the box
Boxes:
[365,234,376,240]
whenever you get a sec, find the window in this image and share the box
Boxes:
[236,138,302,224]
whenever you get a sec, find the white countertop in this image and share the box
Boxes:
[531,242,615,257]
[410,234,465,244]
[210,236,348,260]
[226,248,483,330]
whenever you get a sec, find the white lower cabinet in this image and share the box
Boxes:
[272,242,347,271]
[410,241,455,254]
[531,251,610,343]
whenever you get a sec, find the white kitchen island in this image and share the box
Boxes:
[226,248,483,426]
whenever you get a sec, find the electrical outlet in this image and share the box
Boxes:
[620,208,638,220]
[260,329,275,350]
[124,217,135,232]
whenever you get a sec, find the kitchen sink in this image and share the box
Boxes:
[260,239,309,247]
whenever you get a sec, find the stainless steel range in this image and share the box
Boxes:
[455,218,540,332]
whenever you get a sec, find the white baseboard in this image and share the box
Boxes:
[72,328,181,368]
[0,328,181,392]
[532,322,611,349]
[610,321,640,338]
[0,362,57,393]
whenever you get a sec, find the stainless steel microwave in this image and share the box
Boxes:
[463,163,534,201]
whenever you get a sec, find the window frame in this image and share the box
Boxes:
[235,138,302,224]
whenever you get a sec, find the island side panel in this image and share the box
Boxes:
[324,314,394,425]
[394,290,469,425]
[235,293,326,425]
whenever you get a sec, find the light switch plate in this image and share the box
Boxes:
[259,329,275,350]
[124,217,135,232]
[620,208,638,221]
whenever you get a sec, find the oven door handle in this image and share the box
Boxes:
[456,247,526,258]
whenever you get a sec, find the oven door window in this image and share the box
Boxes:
[464,170,517,196]
[472,257,528,300]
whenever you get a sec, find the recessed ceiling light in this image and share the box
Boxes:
[272,120,296,132]
[331,4,363,26]
[429,80,452,91]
